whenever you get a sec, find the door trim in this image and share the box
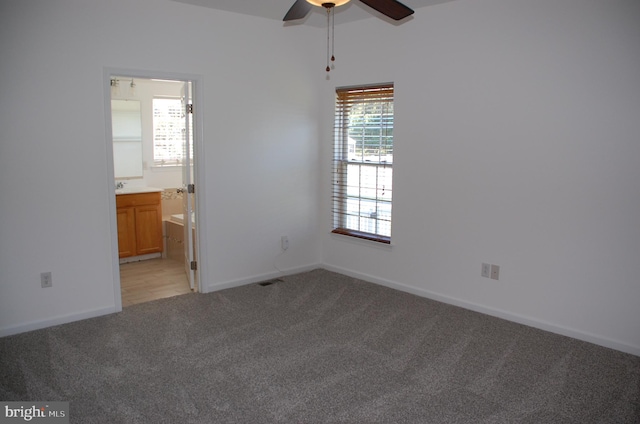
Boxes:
[103,67,208,312]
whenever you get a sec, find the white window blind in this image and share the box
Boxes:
[332,84,394,244]
[153,97,184,166]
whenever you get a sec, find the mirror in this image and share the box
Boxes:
[112,99,143,178]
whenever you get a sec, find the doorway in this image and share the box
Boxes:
[106,70,202,308]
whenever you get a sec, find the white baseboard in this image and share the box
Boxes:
[119,253,162,264]
[205,262,322,293]
[4,263,637,357]
[0,306,117,338]
[321,264,640,357]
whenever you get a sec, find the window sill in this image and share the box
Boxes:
[331,228,391,245]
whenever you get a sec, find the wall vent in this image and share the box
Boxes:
[257,278,283,287]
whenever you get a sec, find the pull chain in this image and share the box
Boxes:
[331,7,336,64]
[326,7,331,72]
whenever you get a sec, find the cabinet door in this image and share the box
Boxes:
[135,205,163,255]
[116,207,136,258]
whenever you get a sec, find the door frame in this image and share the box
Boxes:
[103,67,208,312]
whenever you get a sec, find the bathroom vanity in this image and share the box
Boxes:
[116,188,163,259]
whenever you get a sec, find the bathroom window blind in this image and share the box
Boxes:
[332,83,394,244]
[153,97,184,166]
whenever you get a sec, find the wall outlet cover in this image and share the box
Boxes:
[41,272,53,288]
[490,264,500,280]
[481,263,491,278]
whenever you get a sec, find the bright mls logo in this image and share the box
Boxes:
[1,402,69,424]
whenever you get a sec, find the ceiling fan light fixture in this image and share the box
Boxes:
[286,0,415,73]
[306,0,350,7]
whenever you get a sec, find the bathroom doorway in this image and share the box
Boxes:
[106,70,203,308]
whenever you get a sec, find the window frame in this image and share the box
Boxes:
[331,83,394,245]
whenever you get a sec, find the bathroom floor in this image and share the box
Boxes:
[120,258,192,307]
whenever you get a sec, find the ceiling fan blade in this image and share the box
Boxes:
[358,0,414,20]
[283,0,313,21]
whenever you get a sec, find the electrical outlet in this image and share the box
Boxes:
[281,236,289,251]
[490,264,500,280]
[481,263,491,278]
[41,272,52,288]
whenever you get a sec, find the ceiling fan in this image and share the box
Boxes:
[284,0,415,72]
[283,0,414,22]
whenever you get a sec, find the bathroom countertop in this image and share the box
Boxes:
[115,186,163,195]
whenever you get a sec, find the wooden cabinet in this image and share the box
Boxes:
[116,207,136,257]
[116,192,163,258]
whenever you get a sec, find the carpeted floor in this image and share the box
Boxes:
[1,269,639,423]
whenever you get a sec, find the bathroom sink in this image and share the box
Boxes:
[115,186,163,195]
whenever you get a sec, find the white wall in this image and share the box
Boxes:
[1,0,638,356]
[320,0,640,355]
[0,0,322,334]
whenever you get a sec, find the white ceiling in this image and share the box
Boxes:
[172,0,459,28]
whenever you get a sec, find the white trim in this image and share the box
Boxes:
[103,69,123,314]
[119,253,162,264]
[191,75,208,294]
[321,264,640,357]
[0,306,117,338]
[206,263,322,293]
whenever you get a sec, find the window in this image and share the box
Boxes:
[332,84,394,244]
[153,97,185,166]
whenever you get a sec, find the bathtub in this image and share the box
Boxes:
[170,212,195,226]
[165,214,197,264]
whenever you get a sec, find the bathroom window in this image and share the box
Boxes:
[332,83,394,244]
[152,97,185,166]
